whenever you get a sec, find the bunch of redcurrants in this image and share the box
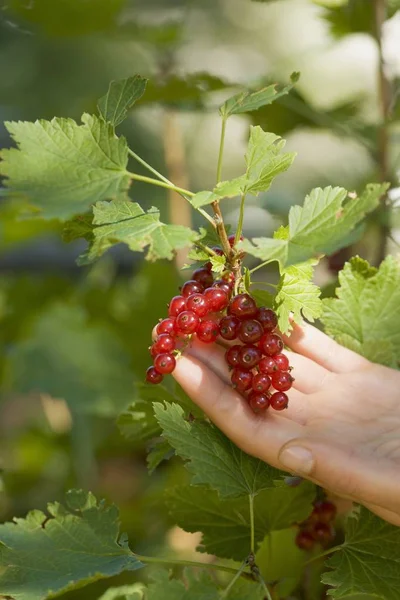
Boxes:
[295,499,337,551]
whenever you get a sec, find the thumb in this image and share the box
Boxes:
[278,438,400,516]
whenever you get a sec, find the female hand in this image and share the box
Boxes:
[172,322,400,526]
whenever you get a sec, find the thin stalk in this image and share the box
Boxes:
[134,554,251,579]
[195,241,219,257]
[249,260,275,275]
[235,193,246,245]
[127,171,194,197]
[250,281,277,289]
[221,560,249,598]
[373,0,392,264]
[256,572,273,600]
[249,494,255,555]
[128,148,172,184]
[303,544,342,566]
[216,117,227,184]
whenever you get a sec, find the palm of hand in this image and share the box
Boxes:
[172,322,400,525]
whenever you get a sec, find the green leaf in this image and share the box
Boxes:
[166,482,315,561]
[146,570,264,600]
[154,402,280,498]
[243,126,296,195]
[210,254,226,274]
[98,75,148,127]
[6,303,134,416]
[219,74,299,118]
[242,183,388,269]
[274,259,322,334]
[98,584,146,600]
[321,256,400,367]
[0,490,143,600]
[323,507,400,599]
[147,439,174,474]
[0,114,130,220]
[190,190,218,209]
[75,198,200,264]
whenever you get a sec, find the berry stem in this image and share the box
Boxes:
[133,554,252,580]
[194,241,219,257]
[249,259,275,275]
[235,192,246,246]
[249,493,255,555]
[221,560,249,598]
[216,116,227,184]
[303,544,343,566]
[254,568,274,600]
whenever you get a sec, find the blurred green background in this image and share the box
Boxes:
[0,0,399,597]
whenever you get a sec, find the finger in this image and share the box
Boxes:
[278,436,400,516]
[286,351,333,393]
[283,322,370,373]
[172,353,302,465]
[364,502,400,527]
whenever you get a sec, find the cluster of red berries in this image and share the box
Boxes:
[146,238,293,414]
[295,499,337,551]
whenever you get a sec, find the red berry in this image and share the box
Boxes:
[231,368,253,392]
[295,530,315,551]
[146,366,163,384]
[259,356,279,375]
[238,345,262,370]
[156,318,176,336]
[270,391,289,411]
[193,267,214,288]
[228,233,243,247]
[256,307,278,332]
[238,319,263,344]
[181,279,204,297]
[211,246,224,256]
[186,293,210,317]
[260,332,284,356]
[312,523,335,546]
[154,353,176,375]
[168,295,187,317]
[204,287,229,312]
[252,373,271,393]
[175,310,200,334]
[149,344,158,358]
[312,500,337,524]
[212,280,232,296]
[248,391,270,413]
[153,334,175,354]
[271,371,294,392]
[219,315,240,340]
[225,344,242,368]
[228,293,258,319]
[274,353,290,371]
[197,320,219,343]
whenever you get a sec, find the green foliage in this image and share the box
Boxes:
[98,76,148,128]
[166,482,314,560]
[242,183,388,268]
[0,490,143,600]
[320,0,400,38]
[66,198,200,264]
[6,303,134,416]
[154,402,280,498]
[0,115,130,219]
[323,507,400,599]
[219,73,299,118]
[322,256,400,367]
[98,585,146,600]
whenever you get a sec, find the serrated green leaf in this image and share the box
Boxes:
[243,183,388,269]
[98,584,146,600]
[321,256,400,367]
[147,439,174,474]
[0,490,143,600]
[98,75,148,127]
[219,75,298,118]
[323,507,400,599]
[210,254,226,274]
[154,402,280,498]
[6,303,134,416]
[214,176,247,198]
[274,259,322,334]
[76,199,199,264]
[190,190,218,209]
[243,127,296,195]
[0,114,130,220]
[166,482,314,561]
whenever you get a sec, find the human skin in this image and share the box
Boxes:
[171,322,400,526]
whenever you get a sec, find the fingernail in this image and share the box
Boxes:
[279,446,314,475]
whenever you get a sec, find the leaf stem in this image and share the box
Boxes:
[256,570,273,600]
[195,241,219,257]
[235,193,246,245]
[303,544,342,566]
[221,560,249,598]
[128,148,172,185]
[127,171,195,197]
[249,259,275,274]
[216,117,227,184]
[249,494,255,555]
[133,554,252,580]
